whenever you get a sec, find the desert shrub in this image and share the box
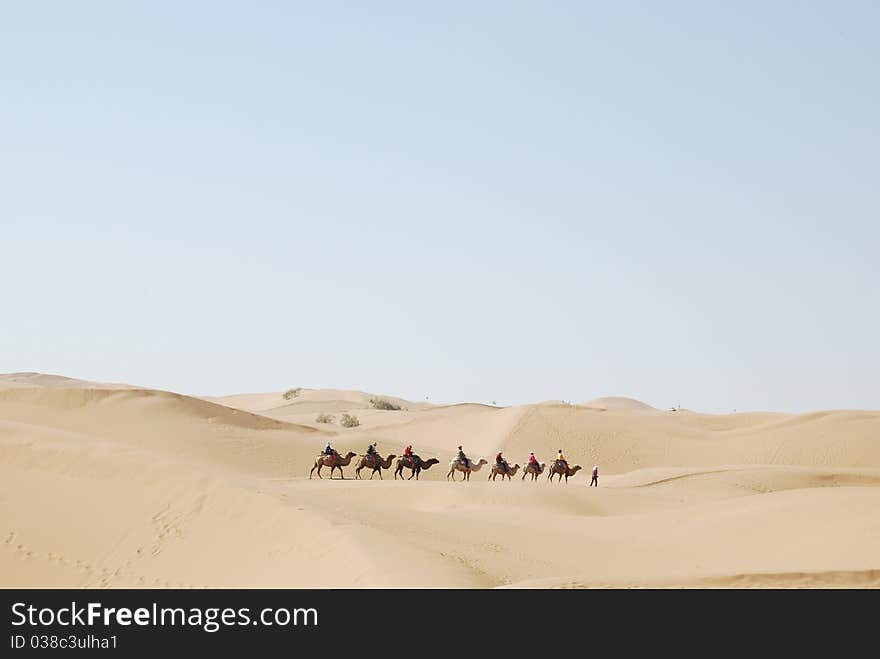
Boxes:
[340,413,360,428]
[369,397,401,411]
[315,413,335,424]
[283,387,302,400]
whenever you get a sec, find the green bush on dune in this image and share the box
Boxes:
[283,387,302,400]
[340,413,360,428]
[315,413,335,424]
[369,397,401,411]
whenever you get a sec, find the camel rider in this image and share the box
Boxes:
[404,444,413,457]
[457,445,470,469]
[557,449,568,469]
[528,451,539,468]
[495,450,509,473]
[324,442,338,465]
[366,442,378,457]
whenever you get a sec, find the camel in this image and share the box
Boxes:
[354,453,397,480]
[547,460,582,483]
[521,462,546,481]
[446,458,488,481]
[488,463,520,481]
[309,451,357,479]
[393,454,440,480]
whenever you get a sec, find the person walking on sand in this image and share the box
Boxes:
[590,465,599,487]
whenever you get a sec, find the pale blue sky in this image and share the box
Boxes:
[2,2,878,412]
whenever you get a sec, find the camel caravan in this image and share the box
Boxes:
[310,442,596,486]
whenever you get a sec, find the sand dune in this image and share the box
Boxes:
[582,396,658,412]
[2,373,879,588]
[0,372,137,390]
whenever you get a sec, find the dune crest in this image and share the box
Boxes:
[0,372,136,390]
[581,396,657,411]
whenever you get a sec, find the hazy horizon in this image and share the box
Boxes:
[3,2,878,414]
[2,368,879,415]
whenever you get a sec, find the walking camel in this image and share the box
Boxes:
[521,462,546,481]
[309,451,357,479]
[488,463,520,481]
[354,453,397,480]
[547,461,582,483]
[446,458,488,481]
[393,454,440,480]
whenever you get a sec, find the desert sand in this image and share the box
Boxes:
[2,372,879,588]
